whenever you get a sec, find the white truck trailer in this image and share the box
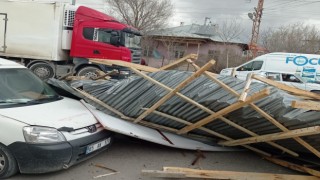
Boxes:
[0,0,142,79]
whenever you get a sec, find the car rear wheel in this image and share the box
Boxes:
[0,144,18,179]
[76,66,101,79]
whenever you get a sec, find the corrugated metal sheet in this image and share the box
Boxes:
[48,70,320,154]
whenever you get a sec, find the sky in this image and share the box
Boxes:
[77,0,320,41]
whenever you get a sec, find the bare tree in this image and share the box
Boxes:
[215,19,244,68]
[105,0,174,32]
[261,23,320,54]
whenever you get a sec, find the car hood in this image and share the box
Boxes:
[220,68,233,76]
[0,97,97,129]
[306,83,320,91]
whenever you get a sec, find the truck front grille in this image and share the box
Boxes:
[130,49,142,64]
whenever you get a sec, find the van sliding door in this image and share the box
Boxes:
[0,13,7,53]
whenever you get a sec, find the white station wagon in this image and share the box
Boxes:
[0,58,113,178]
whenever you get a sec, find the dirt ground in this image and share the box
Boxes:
[13,135,299,180]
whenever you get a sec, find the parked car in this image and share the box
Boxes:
[0,58,113,178]
[259,71,320,92]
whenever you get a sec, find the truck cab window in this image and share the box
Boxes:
[237,61,263,71]
[97,30,112,44]
[83,27,94,40]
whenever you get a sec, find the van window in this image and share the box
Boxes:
[237,61,263,71]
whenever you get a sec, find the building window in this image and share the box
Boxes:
[208,50,219,59]
[175,51,185,58]
[143,47,153,57]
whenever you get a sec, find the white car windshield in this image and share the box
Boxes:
[0,69,60,107]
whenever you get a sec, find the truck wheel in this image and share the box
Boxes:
[29,62,55,80]
[0,144,18,179]
[76,66,100,79]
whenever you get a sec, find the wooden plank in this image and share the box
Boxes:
[75,88,178,133]
[292,101,320,111]
[177,88,270,134]
[264,156,320,178]
[239,73,253,102]
[252,74,320,100]
[89,59,160,73]
[220,126,320,146]
[186,59,218,77]
[142,167,319,180]
[133,60,215,123]
[160,54,198,70]
[74,88,131,120]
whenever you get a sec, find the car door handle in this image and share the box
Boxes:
[93,50,100,54]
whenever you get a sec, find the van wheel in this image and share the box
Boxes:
[29,62,55,80]
[0,144,18,179]
[76,66,100,79]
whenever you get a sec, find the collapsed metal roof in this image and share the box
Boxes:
[48,71,320,155]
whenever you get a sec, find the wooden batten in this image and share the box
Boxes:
[252,74,320,100]
[238,73,253,102]
[142,167,319,180]
[292,100,320,111]
[220,126,320,146]
[160,54,198,70]
[89,59,160,73]
[177,88,271,134]
[263,156,320,178]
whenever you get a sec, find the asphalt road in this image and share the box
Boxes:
[12,135,298,180]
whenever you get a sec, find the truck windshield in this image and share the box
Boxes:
[123,32,141,48]
[0,68,60,108]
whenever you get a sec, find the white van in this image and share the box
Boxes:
[0,58,113,178]
[220,52,320,83]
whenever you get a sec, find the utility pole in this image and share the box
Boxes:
[248,0,264,59]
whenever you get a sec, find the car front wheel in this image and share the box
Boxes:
[0,144,18,179]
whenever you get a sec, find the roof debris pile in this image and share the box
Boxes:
[48,54,320,177]
[48,70,320,155]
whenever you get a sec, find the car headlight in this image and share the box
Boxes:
[23,126,66,144]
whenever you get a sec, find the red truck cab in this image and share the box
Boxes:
[70,6,142,78]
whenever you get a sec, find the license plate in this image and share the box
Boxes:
[86,137,111,154]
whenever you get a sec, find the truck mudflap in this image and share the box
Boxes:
[7,130,113,174]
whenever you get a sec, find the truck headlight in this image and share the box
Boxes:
[23,126,66,144]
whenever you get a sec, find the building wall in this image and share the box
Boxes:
[143,40,246,72]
